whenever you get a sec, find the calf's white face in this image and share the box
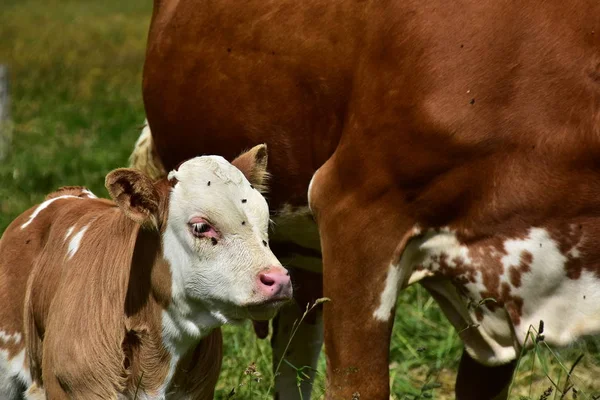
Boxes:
[163,154,291,322]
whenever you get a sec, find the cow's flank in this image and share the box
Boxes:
[141,0,600,398]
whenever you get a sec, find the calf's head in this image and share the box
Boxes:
[106,145,291,323]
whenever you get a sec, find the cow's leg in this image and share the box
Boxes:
[309,166,411,400]
[272,269,324,400]
[455,349,516,400]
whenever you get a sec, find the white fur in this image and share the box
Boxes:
[0,331,21,344]
[20,196,79,229]
[502,229,600,346]
[307,168,321,213]
[160,156,286,393]
[0,347,31,399]
[81,189,97,199]
[395,227,600,366]
[373,264,401,321]
[64,226,75,241]
[67,225,89,260]
[373,227,426,321]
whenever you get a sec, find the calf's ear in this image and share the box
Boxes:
[105,168,160,228]
[231,144,270,193]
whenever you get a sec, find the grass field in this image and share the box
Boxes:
[1,1,599,398]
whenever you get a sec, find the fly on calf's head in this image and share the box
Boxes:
[162,146,292,324]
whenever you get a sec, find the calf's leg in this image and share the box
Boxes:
[272,302,323,400]
[270,269,323,400]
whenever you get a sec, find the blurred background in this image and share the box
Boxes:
[1,1,598,398]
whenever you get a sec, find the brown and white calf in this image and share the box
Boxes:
[0,145,292,399]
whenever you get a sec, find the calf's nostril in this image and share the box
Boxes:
[259,273,276,287]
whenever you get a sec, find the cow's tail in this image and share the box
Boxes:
[128,120,167,180]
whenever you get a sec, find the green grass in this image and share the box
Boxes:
[1,1,599,399]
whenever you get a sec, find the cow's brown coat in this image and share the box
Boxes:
[142,0,600,398]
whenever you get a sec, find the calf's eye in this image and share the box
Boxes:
[192,222,211,236]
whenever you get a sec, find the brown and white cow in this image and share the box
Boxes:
[137,0,600,398]
[0,147,292,399]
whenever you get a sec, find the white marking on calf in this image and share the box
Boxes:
[0,348,31,397]
[64,225,75,241]
[21,195,79,229]
[0,331,21,344]
[82,189,97,198]
[67,225,89,260]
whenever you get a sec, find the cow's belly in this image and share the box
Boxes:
[405,225,600,366]
[269,205,322,273]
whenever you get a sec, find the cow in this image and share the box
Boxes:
[0,147,293,399]
[136,0,600,398]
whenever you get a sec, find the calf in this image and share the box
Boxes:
[0,145,292,399]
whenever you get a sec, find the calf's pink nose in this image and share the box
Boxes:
[257,267,292,299]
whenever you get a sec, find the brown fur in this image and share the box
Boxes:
[2,148,272,398]
[142,0,600,398]
[230,144,270,193]
[1,173,221,399]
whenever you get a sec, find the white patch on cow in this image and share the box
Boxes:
[420,231,473,270]
[500,228,567,328]
[373,227,426,321]
[307,168,321,213]
[67,225,89,260]
[406,226,600,366]
[407,268,434,285]
[373,263,401,321]
[20,195,79,229]
[568,247,580,258]
[64,225,75,241]
[527,269,600,345]
[499,228,561,274]
[499,228,600,347]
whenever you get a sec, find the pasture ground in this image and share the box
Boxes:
[1,1,599,398]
